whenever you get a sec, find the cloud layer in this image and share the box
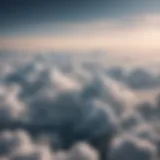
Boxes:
[0,52,159,160]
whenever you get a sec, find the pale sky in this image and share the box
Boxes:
[1,0,160,53]
[1,14,160,53]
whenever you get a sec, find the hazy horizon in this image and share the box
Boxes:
[1,0,160,53]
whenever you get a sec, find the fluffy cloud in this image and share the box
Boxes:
[0,52,159,160]
[106,66,160,90]
[0,84,26,123]
[110,135,157,160]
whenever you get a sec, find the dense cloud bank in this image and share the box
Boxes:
[106,66,160,89]
[0,52,160,160]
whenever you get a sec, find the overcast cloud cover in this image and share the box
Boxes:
[0,52,159,160]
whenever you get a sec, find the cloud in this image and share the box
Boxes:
[125,68,157,89]
[0,52,159,160]
[66,143,98,160]
[106,66,160,90]
[0,84,26,123]
[111,135,157,160]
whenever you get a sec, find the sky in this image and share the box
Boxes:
[0,0,160,52]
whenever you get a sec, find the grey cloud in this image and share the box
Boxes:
[0,52,159,160]
[106,66,160,90]
[111,135,157,160]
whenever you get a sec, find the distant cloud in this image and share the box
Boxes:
[111,135,157,160]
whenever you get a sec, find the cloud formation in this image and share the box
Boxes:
[0,52,159,160]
